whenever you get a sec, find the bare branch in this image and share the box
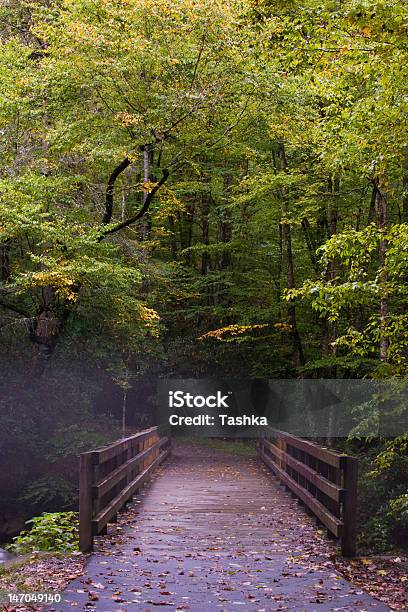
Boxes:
[99,168,170,240]
[102,157,132,224]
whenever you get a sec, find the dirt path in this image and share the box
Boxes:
[56,443,389,611]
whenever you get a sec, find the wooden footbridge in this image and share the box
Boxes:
[70,428,389,611]
[79,427,356,556]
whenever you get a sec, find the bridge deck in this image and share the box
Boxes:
[60,442,388,611]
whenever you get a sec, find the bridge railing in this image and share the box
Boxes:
[79,426,171,552]
[258,427,358,556]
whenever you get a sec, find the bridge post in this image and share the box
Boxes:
[79,452,94,553]
[341,456,358,557]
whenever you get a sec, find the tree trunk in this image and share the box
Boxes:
[402,156,408,223]
[374,179,388,362]
[368,181,377,225]
[276,142,305,367]
[0,241,10,281]
[186,204,194,265]
[276,222,283,320]
[122,388,127,438]
[214,204,232,308]
[201,196,211,276]
[301,217,319,274]
[321,178,339,375]
[217,212,232,272]
[141,145,152,240]
[168,216,178,259]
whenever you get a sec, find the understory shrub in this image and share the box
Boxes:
[357,436,408,551]
[7,512,79,554]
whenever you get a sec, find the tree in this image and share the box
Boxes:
[0,0,253,358]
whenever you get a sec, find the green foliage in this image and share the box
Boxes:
[359,516,391,553]
[373,436,408,475]
[0,0,407,551]
[388,494,408,535]
[356,437,408,551]
[8,512,79,554]
[46,424,117,461]
[286,224,408,369]
[18,476,77,511]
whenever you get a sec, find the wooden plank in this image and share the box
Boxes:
[262,439,343,502]
[284,454,344,503]
[92,448,170,533]
[341,456,358,557]
[261,450,343,537]
[93,427,158,463]
[266,428,343,468]
[79,452,94,553]
[262,438,285,462]
[93,438,168,497]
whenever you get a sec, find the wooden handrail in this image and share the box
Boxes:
[79,426,171,552]
[258,427,358,556]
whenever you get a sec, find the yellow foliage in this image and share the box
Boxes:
[139,305,160,327]
[274,322,292,332]
[154,187,187,220]
[30,271,78,302]
[115,112,142,127]
[198,323,269,341]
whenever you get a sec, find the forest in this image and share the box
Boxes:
[0,0,407,559]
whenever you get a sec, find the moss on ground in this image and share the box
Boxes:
[176,436,257,457]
